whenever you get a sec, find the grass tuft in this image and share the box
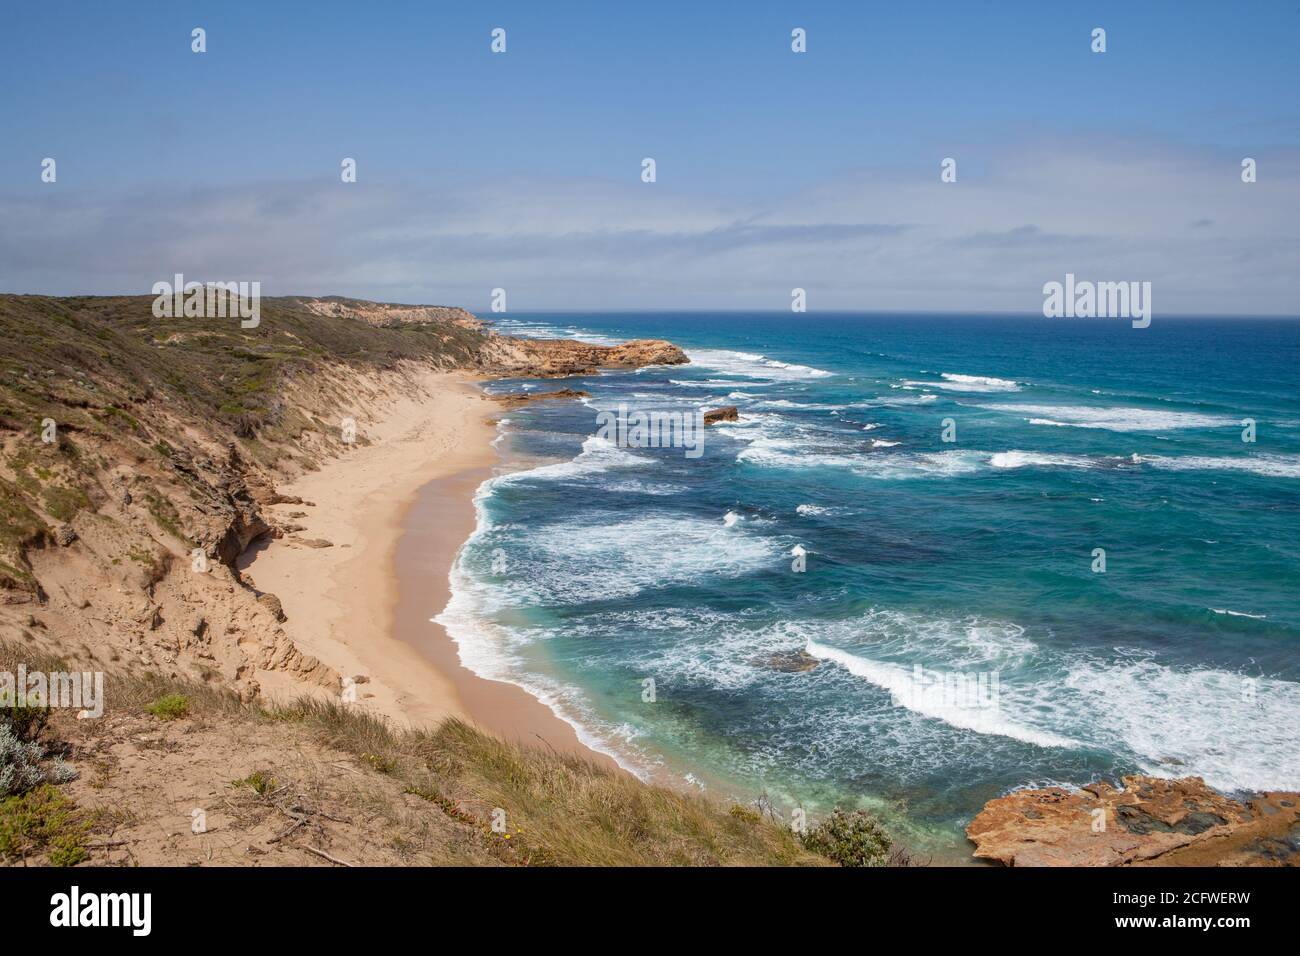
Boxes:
[729,804,761,824]
[231,770,278,795]
[144,693,189,720]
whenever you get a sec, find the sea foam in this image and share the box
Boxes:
[686,348,833,380]
[979,403,1237,432]
[1063,659,1300,792]
[1139,453,1300,478]
[805,640,1077,749]
[902,373,1022,393]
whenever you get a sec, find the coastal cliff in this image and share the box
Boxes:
[0,294,683,705]
[478,334,688,377]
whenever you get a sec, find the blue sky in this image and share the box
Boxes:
[2,1,1297,312]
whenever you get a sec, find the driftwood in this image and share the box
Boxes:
[303,845,355,867]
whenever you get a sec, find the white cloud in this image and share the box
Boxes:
[2,135,1297,314]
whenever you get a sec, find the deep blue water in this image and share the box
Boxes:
[437,312,1300,856]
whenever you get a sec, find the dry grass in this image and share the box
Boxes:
[3,643,831,866]
[274,697,827,866]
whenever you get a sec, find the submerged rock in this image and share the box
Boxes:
[967,774,1300,866]
[758,649,820,673]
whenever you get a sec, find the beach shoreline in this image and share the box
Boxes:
[395,442,620,769]
[243,369,615,767]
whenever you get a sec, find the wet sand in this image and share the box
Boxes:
[394,458,617,767]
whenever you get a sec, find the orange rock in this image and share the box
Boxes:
[703,406,739,425]
[967,775,1300,866]
[480,337,688,377]
[493,388,589,408]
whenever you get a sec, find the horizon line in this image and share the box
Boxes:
[5,291,1297,321]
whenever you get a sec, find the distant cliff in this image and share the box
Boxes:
[283,295,689,375]
[285,296,485,331]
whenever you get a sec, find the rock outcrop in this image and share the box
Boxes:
[703,406,739,425]
[492,388,590,409]
[967,775,1300,866]
[479,336,688,377]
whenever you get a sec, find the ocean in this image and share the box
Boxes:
[436,312,1300,859]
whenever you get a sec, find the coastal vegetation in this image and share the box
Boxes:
[0,641,876,866]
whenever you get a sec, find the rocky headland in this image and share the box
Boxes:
[479,335,687,378]
[967,774,1300,866]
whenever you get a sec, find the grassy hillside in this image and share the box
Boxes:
[0,293,486,444]
[1,643,835,867]
[0,294,488,589]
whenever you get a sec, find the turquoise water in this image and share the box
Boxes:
[437,312,1300,856]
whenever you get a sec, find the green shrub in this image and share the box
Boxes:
[0,724,47,797]
[101,406,140,431]
[801,808,893,867]
[0,784,90,864]
[1,722,77,798]
[142,491,187,543]
[49,832,90,866]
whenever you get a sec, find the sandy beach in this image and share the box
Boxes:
[243,369,612,765]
